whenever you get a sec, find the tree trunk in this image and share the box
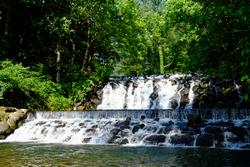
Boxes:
[56,44,61,83]
[70,38,76,65]
[81,19,91,72]
[159,44,164,74]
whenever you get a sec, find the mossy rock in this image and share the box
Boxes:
[222,88,233,96]
[200,83,208,89]
[0,121,11,135]
[0,106,17,113]
[0,112,9,121]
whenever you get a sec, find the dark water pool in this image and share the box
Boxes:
[0,143,249,167]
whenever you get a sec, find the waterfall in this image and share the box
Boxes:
[185,81,195,110]
[97,74,190,110]
[3,74,249,149]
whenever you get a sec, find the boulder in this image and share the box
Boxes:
[132,124,145,134]
[170,134,194,145]
[0,107,29,138]
[144,134,166,144]
[196,134,213,147]
[0,121,11,135]
[204,126,224,143]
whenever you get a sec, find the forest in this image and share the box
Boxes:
[0,0,249,110]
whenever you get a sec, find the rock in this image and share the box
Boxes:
[160,120,174,127]
[196,134,213,147]
[240,144,250,149]
[143,125,157,133]
[114,138,129,145]
[175,122,188,130]
[132,124,145,134]
[170,134,194,145]
[54,122,66,128]
[120,129,131,137]
[208,121,234,127]
[78,123,85,127]
[110,128,120,135]
[82,137,92,143]
[91,124,98,128]
[144,135,166,144]
[4,107,17,113]
[140,115,146,121]
[170,99,178,109]
[36,121,46,126]
[7,110,28,129]
[85,128,96,133]
[204,126,224,143]
[226,127,248,142]
[115,117,131,127]
[108,135,120,144]
[0,121,11,135]
[120,125,130,130]
[187,114,202,128]
[154,117,160,121]
[204,126,222,134]
[162,126,173,134]
[150,92,158,100]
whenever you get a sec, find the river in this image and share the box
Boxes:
[0,142,249,167]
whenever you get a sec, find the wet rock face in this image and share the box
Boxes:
[192,78,243,109]
[0,107,29,139]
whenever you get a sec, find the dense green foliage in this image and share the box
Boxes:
[0,0,249,109]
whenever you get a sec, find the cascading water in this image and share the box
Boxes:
[3,74,250,149]
[5,109,250,149]
[97,75,189,110]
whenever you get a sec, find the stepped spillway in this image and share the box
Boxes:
[5,109,250,149]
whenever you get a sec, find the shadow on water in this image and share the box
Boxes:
[0,143,250,167]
